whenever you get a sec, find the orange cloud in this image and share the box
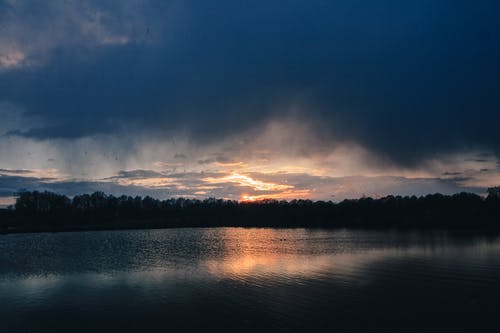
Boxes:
[213,161,246,167]
[240,189,311,202]
[203,172,293,191]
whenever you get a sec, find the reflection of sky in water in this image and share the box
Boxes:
[2,228,500,293]
[1,228,500,332]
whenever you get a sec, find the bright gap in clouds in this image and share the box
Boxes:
[0,113,497,202]
[203,173,294,192]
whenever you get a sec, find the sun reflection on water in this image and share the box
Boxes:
[201,228,386,282]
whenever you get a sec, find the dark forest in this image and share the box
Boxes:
[1,188,500,233]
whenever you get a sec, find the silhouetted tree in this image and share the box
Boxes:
[487,187,500,200]
[1,189,499,233]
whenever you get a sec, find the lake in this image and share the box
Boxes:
[1,228,500,332]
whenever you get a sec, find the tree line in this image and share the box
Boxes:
[1,188,500,233]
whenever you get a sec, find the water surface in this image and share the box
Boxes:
[1,228,499,332]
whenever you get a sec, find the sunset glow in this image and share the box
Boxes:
[203,172,294,191]
[240,190,312,202]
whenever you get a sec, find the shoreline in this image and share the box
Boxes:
[2,221,500,236]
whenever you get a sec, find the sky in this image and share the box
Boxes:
[1,0,500,205]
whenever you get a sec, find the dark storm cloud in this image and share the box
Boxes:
[0,174,53,196]
[2,0,500,165]
[442,172,462,176]
[114,169,164,179]
[0,169,32,175]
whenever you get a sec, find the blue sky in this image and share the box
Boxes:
[1,0,500,204]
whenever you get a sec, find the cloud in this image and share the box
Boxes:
[0,0,161,71]
[0,101,41,134]
[0,163,487,203]
[1,1,500,200]
[0,111,498,201]
[0,49,26,70]
[0,169,32,175]
[114,169,165,179]
[0,1,498,167]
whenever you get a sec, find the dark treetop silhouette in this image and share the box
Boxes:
[1,188,500,233]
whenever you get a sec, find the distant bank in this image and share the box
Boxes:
[1,189,500,234]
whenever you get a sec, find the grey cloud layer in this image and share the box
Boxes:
[0,166,483,203]
[1,0,500,167]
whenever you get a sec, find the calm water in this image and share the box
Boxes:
[1,228,500,332]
